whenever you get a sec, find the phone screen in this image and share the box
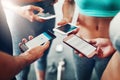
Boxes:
[64,35,96,57]
[26,32,52,48]
[37,13,55,19]
[20,31,56,51]
[53,24,78,34]
[57,24,77,33]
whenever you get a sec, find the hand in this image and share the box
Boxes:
[68,28,79,36]
[18,5,45,22]
[57,17,80,35]
[57,18,70,26]
[19,35,50,62]
[73,38,95,58]
[74,38,116,58]
[89,38,116,58]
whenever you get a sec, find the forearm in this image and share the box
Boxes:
[0,51,35,80]
[62,0,75,22]
[2,0,44,22]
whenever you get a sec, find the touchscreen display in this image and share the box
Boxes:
[38,13,54,17]
[65,35,96,55]
[26,32,50,48]
[20,31,56,52]
[57,24,77,33]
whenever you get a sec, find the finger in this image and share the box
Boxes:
[22,38,28,43]
[18,43,22,47]
[73,28,79,34]
[28,35,34,40]
[68,28,79,36]
[34,15,45,22]
[98,53,104,58]
[28,14,35,22]
[97,47,103,54]
[96,47,103,57]
[57,21,68,26]
[74,50,85,57]
[78,54,84,57]
[19,38,28,48]
[31,12,45,22]
[41,41,50,50]
[37,18,45,22]
[29,5,44,13]
[74,50,79,54]
[86,39,96,44]
[57,18,69,26]
[89,40,96,45]
[89,40,97,47]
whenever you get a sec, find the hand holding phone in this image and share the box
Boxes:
[20,31,56,52]
[63,34,96,58]
[53,23,78,35]
[37,13,56,20]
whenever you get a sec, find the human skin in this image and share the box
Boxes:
[58,0,115,58]
[0,40,49,80]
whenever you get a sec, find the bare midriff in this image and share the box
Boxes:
[77,14,113,39]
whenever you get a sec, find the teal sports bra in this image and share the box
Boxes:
[75,0,120,17]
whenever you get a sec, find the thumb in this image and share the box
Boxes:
[30,5,44,13]
[41,41,50,50]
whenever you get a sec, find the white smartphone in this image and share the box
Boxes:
[20,31,56,52]
[53,23,78,35]
[63,34,96,58]
[37,13,56,20]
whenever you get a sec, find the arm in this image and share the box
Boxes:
[2,0,44,22]
[101,51,120,80]
[0,41,49,80]
[58,0,75,25]
[62,0,75,22]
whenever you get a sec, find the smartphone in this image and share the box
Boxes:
[20,31,56,52]
[37,13,56,20]
[63,34,96,58]
[53,23,78,35]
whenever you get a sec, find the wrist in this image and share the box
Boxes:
[62,17,72,23]
[63,18,69,23]
[13,52,31,70]
[19,51,35,65]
